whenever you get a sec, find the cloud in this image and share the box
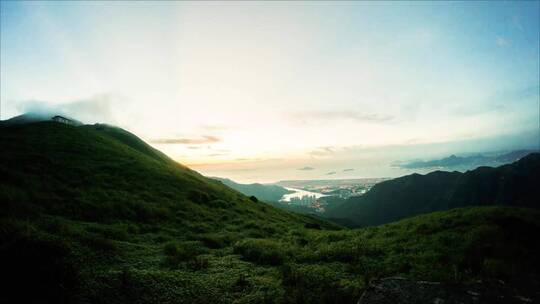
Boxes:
[309,146,335,158]
[404,138,421,144]
[207,153,229,157]
[150,135,220,145]
[288,110,394,124]
[510,15,524,32]
[199,124,235,131]
[17,95,116,124]
[343,168,354,172]
[495,36,509,47]
[297,166,315,171]
[452,85,538,117]
[325,171,337,175]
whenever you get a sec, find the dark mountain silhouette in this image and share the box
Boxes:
[326,153,540,227]
[398,150,536,170]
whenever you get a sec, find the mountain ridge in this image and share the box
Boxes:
[325,153,540,227]
[397,149,537,170]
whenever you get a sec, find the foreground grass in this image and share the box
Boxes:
[3,206,538,304]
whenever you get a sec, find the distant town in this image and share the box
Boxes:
[275,178,389,212]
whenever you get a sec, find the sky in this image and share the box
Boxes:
[1,1,539,183]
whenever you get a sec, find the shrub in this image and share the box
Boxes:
[208,199,230,208]
[243,221,258,229]
[188,190,212,205]
[125,223,140,234]
[190,222,211,233]
[85,225,129,241]
[163,241,209,268]
[233,238,287,265]
[131,203,168,223]
[281,263,359,304]
[305,222,321,230]
[189,255,210,270]
[40,218,72,235]
[199,233,232,249]
[81,234,118,252]
[233,273,251,291]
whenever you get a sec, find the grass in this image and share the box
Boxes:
[1,122,539,304]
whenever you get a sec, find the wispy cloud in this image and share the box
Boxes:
[233,157,265,162]
[510,15,524,32]
[288,110,394,124]
[207,153,229,157]
[297,166,315,171]
[343,168,354,172]
[325,171,337,175]
[452,85,539,117]
[150,135,220,145]
[495,36,509,47]
[309,146,335,158]
[199,124,235,131]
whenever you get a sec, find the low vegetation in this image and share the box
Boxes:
[1,122,539,303]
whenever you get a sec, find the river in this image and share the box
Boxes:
[279,187,328,202]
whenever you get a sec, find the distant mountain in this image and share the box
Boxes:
[326,153,540,227]
[212,177,292,202]
[397,150,537,170]
[494,149,536,163]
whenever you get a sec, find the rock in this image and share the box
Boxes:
[357,277,539,304]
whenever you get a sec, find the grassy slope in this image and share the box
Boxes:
[1,122,539,304]
[326,153,540,227]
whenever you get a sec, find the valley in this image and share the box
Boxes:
[1,120,539,304]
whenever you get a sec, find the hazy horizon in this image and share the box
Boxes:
[1,1,539,183]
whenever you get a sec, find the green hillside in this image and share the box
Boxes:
[1,121,539,303]
[325,154,540,227]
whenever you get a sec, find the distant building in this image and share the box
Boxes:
[51,115,78,125]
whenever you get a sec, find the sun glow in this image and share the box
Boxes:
[1,1,538,182]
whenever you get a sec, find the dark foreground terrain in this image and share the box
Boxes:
[359,277,539,304]
[1,121,539,303]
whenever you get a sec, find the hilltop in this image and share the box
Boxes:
[325,153,540,227]
[1,120,539,304]
[0,121,335,303]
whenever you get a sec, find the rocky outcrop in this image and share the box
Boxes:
[358,277,538,304]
